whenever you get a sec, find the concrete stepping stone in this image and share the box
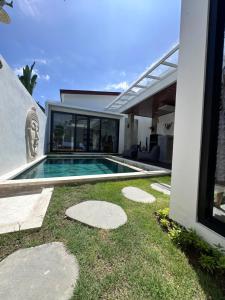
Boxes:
[0,242,79,300]
[66,200,127,229]
[150,183,171,195]
[122,186,156,203]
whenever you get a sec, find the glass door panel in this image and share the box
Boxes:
[52,112,74,151]
[101,119,119,153]
[89,118,100,151]
[75,116,88,152]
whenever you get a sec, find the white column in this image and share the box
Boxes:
[170,0,225,247]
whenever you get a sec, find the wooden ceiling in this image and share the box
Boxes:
[123,83,177,118]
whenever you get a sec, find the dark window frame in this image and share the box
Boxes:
[50,110,120,153]
[198,0,225,237]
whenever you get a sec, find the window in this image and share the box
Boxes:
[75,116,88,152]
[89,118,100,151]
[51,112,74,151]
[50,111,119,153]
[198,0,225,236]
[101,119,119,153]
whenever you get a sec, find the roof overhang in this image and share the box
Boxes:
[123,82,176,118]
[105,45,179,114]
[60,89,121,102]
[46,101,125,119]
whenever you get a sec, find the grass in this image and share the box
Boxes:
[0,176,224,299]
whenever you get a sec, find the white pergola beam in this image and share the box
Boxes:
[146,75,161,80]
[104,44,179,111]
[135,84,147,89]
[126,91,137,95]
[161,61,177,68]
[120,98,131,101]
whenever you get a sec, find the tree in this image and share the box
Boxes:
[18,62,38,95]
[0,1,13,24]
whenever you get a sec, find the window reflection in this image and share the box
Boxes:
[89,118,100,151]
[213,51,225,223]
[101,119,119,153]
[52,113,74,151]
[75,116,88,152]
[51,112,119,153]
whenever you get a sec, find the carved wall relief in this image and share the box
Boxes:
[25,106,39,162]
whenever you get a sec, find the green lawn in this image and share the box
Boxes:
[0,176,224,300]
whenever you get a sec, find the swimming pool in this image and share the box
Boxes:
[14,157,138,179]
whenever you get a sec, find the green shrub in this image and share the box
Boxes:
[159,218,170,229]
[168,226,182,243]
[217,255,225,272]
[156,208,170,219]
[155,207,225,275]
[199,254,217,273]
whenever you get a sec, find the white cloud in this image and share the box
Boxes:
[119,71,126,77]
[35,58,48,65]
[105,81,129,91]
[13,66,24,76]
[41,74,50,81]
[17,0,41,18]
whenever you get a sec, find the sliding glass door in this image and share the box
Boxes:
[51,111,119,153]
[75,116,88,152]
[51,112,74,151]
[101,119,119,153]
[89,118,101,151]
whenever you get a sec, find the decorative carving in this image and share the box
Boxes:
[25,106,39,162]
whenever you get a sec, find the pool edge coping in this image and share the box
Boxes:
[0,154,171,190]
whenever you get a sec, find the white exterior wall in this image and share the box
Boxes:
[61,93,118,110]
[157,113,174,136]
[170,0,225,247]
[0,56,46,177]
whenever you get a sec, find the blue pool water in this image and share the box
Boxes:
[14,157,137,179]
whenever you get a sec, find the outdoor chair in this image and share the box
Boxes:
[123,144,138,159]
[137,145,160,162]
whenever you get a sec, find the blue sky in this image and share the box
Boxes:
[1,0,181,106]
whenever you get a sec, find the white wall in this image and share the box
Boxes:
[0,56,46,177]
[170,0,225,248]
[157,113,174,136]
[61,93,118,110]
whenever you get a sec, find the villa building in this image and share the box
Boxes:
[45,0,225,248]
[45,90,151,155]
[0,0,225,249]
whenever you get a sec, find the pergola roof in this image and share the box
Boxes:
[105,45,179,113]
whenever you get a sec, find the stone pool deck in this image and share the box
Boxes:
[0,188,53,234]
